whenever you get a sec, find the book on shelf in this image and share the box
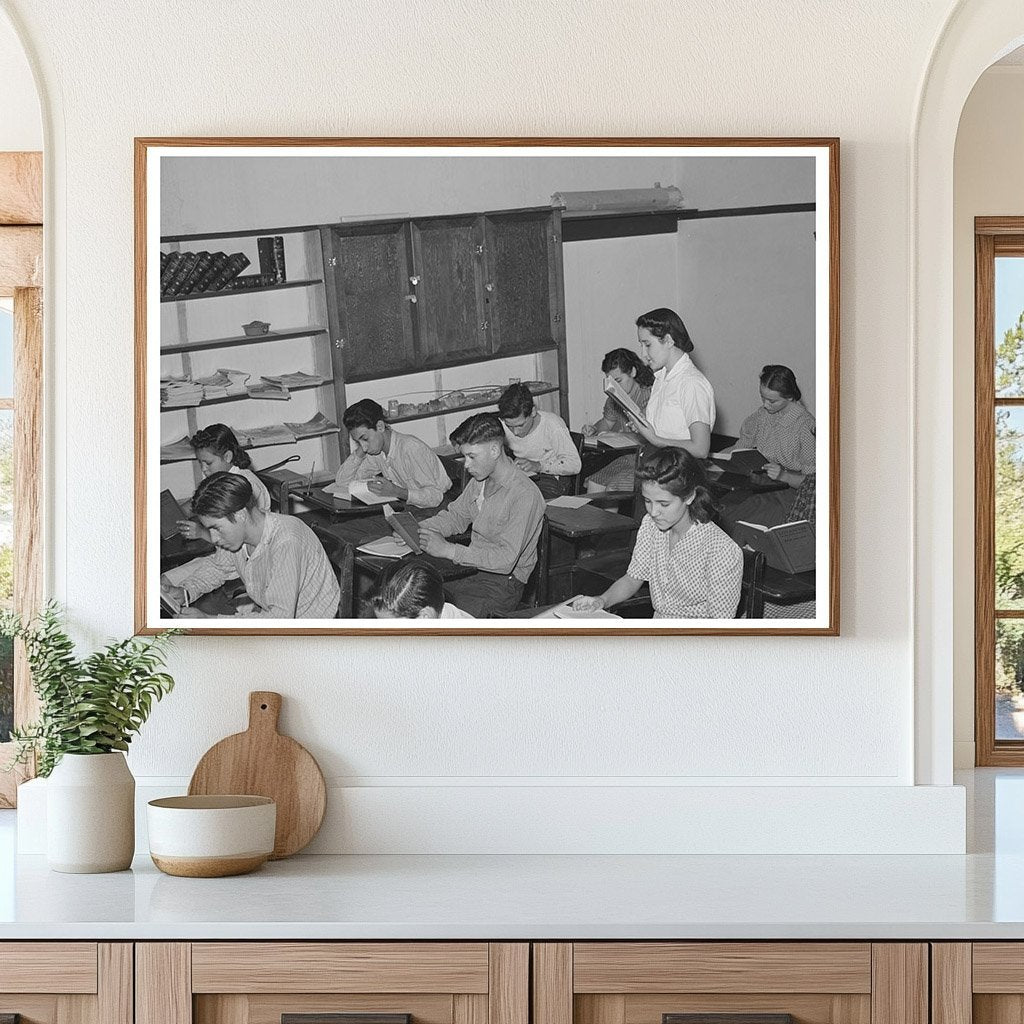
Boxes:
[711,447,767,474]
[161,380,204,408]
[235,424,297,448]
[583,431,636,449]
[603,376,651,430]
[195,368,250,395]
[163,251,198,296]
[191,251,228,293]
[383,503,423,554]
[732,518,815,575]
[159,489,187,540]
[261,370,325,388]
[176,250,213,295]
[205,251,251,292]
[160,435,196,462]
[160,251,183,291]
[283,412,338,439]
[227,272,276,291]
[257,235,287,284]
[245,380,291,401]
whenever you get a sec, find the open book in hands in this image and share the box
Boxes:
[603,376,651,431]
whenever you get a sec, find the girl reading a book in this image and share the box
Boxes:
[718,364,816,530]
[628,307,715,459]
[581,348,654,492]
[570,447,742,619]
[176,423,272,542]
[161,472,340,619]
[370,559,474,620]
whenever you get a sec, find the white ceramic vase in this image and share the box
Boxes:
[46,752,135,873]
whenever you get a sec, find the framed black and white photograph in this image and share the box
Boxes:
[135,138,838,635]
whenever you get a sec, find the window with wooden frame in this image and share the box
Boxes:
[0,151,43,806]
[976,218,1024,765]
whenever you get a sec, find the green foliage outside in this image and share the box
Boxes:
[0,603,179,777]
[996,311,1024,691]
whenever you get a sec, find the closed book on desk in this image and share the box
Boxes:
[733,519,815,574]
[357,535,412,559]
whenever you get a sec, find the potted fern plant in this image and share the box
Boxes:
[1,603,178,873]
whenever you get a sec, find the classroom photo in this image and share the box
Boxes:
[141,141,836,633]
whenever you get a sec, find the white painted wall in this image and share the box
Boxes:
[0,9,40,151]
[952,67,1024,768]
[0,0,979,852]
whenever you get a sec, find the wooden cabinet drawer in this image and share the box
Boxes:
[933,942,1024,1024]
[138,943,528,1024]
[0,942,130,1024]
[534,943,926,1024]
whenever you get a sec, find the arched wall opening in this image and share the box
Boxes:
[914,1,1024,785]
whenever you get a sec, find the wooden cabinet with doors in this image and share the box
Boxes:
[136,943,529,1024]
[532,943,928,1024]
[0,942,132,1024]
[320,206,568,420]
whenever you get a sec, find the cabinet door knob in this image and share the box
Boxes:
[409,275,421,285]
[404,294,417,303]
[485,282,494,292]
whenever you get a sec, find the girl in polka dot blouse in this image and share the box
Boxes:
[572,447,743,619]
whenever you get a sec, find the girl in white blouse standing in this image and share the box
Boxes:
[628,307,715,459]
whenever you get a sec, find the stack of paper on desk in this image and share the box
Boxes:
[583,431,635,449]
[356,535,412,558]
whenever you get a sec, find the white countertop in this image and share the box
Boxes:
[1,769,1021,941]
[1,850,1023,940]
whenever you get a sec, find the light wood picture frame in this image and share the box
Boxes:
[135,137,839,636]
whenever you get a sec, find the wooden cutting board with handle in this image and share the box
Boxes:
[188,691,326,859]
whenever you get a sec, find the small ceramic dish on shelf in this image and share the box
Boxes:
[147,794,276,877]
[242,320,271,337]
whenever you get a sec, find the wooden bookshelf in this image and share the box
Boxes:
[160,326,327,355]
[161,278,322,303]
[388,384,559,424]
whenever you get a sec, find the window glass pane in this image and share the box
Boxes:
[0,306,11,399]
[996,257,1024,397]
[997,620,1024,740]
[0,409,11,743]
[997,407,1024,610]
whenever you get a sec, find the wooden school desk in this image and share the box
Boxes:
[540,502,640,605]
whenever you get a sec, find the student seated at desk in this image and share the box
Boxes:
[335,398,452,508]
[370,560,474,620]
[581,348,653,492]
[175,424,272,543]
[718,364,816,530]
[161,472,340,619]
[570,448,742,619]
[497,383,581,498]
[418,413,545,617]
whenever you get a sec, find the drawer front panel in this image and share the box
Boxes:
[197,994,458,1024]
[191,943,491,994]
[0,943,97,994]
[573,944,872,995]
[974,945,1024,993]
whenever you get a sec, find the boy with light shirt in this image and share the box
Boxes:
[417,413,545,617]
[335,398,452,508]
[497,383,581,498]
